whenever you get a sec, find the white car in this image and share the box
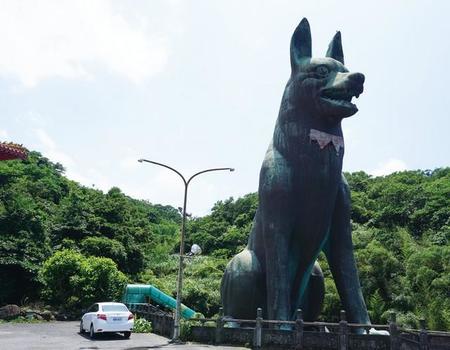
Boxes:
[80,302,134,339]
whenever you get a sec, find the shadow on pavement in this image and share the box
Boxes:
[125,343,172,349]
[79,331,131,341]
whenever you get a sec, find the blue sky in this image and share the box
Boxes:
[1,0,449,215]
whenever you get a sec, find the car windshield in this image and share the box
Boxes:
[101,304,128,312]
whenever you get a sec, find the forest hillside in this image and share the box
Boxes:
[0,152,448,330]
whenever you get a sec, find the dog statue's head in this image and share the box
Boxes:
[287,18,364,121]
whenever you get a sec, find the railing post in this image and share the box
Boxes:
[254,307,263,349]
[215,307,224,345]
[339,310,348,350]
[295,309,304,350]
[389,312,398,350]
[161,315,169,336]
[158,315,162,335]
[419,319,429,350]
[163,315,167,337]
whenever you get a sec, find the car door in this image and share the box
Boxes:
[82,305,91,330]
[83,304,98,329]
[90,304,99,326]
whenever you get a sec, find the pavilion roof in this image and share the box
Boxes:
[0,142,28,161]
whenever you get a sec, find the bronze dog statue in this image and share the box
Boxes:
[221,18,370,327]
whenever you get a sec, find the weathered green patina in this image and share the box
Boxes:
[221,18,370,327]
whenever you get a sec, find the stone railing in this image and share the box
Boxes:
[127,303,450,350]
[188,308,449,350]
[127,303,174,338]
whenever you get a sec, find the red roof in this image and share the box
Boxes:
[0,142,28,161]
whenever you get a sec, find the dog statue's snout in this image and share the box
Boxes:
[348,72,365,85]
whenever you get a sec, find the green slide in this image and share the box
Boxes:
[122,284,196,319]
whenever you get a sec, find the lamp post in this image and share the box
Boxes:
[138,159,234,342]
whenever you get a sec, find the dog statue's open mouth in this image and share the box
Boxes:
[320,88,359,110]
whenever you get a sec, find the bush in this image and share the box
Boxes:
[180,320,193,341]
[83,256,128,305]
[39,250,127,315]
[133,316,152,333]
[39,250,87,312]
[80,237,127,269]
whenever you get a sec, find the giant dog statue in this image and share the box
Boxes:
[221,18,370,326]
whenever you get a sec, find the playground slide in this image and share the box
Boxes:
[122,284,196,319]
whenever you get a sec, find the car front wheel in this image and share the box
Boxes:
[123,331,131,339]
[90,324,96,339]
[79,321,84,334]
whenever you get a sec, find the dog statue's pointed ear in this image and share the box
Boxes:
[326,31,344,65]
[290,18,312,71]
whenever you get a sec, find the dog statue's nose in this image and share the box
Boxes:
[349,72,365,85]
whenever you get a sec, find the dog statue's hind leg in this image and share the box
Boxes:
[220,247,265,320]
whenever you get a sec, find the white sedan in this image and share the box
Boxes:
[80,302,134,339]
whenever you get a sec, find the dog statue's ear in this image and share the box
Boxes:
[290,18,312,71]
[326,31,344,65]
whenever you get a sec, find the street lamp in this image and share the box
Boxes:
[138,158,234,342]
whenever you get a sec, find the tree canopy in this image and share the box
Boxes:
[0,152,180,305]
[0,152,448,330]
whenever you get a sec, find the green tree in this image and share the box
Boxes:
[80,236,127,270]
[405,246,450,330]
[39,250,127,314]
[39,250,88,312]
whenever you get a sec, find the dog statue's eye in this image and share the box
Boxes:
[315,65,329,77]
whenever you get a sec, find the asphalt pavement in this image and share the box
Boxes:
[0,321,247,350]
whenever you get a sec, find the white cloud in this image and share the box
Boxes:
[0,129,9,140]
[85,168,112,192]
[120,166,235,216]
[35,128,76,167]
[119,156,141,171]
[65,168,111,192]
[121,169,185,207]
[34,128,113,191]
[370,158,408,177]
[0,0,168,87]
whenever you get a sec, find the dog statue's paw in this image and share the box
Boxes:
[369,328,389,335]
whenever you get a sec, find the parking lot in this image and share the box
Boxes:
[0,321,247,350]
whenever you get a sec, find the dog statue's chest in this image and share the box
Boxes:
[309,129,344,155]
[275,123,344,167]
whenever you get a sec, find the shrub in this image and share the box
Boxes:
[80,237,127,269]
[133,316,152,333]
[39,249,87,312]
[39,249,127,314]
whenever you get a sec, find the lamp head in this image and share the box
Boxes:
[191,244,202,256]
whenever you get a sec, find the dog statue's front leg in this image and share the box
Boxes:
[258,149,294,321]
[324,175,370,328]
